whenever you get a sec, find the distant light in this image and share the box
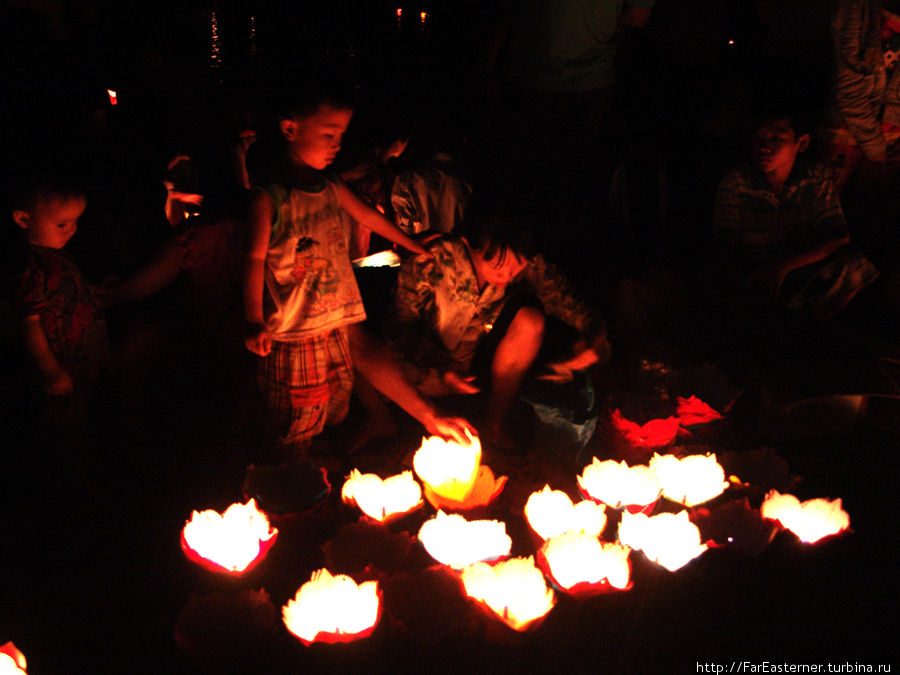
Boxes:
[420,10,427,21]
[728,39,735,45]
[396,7,402,16]
[107,89,118,106]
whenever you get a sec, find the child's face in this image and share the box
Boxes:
[470,247,528,289]
[15,196,86,249]
[751,118,808,177]
[282,104,354,170]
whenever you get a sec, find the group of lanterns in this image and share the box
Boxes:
[177,398,852,646]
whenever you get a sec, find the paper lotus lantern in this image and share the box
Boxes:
[181,499,278,574]
[760,490,850,544]
[341,469,422,522]
[460,557,556,631]
[421,465,507,511]
[282,569,381,645]
[539,532,632,593]
[676,395,724,426]
[618,510,708,572]
[610,409,680,448]
[413,430,482,503]
[577,458,661,512]
[418,511,511,569]
[524,485,607,540]
[0,643,26,674]
[649,452,728,507]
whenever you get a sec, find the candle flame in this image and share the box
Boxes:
[618,510,708,572]
[341,469,422,521]
[182,499,277,573]
[760,490,850,544]
[0,643,26,674]
[418,510,511,569]
[461,557,556,631]
[524,484,607,540]
[282,569,380,644]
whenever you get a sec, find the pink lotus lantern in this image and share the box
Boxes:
[760,490,850,544]
[0,643,26,674]
[181,499,278,574]
[676,396,724,426]
[538,533,632,594]
[418,511,512,569]
[610,409,680,448]
[577,457,661,512]
[413,431,481,503]
[460,557,556,631]
[649,452,728,507]
[341,469,423,522]
[618,510,708,572]
[282,569,381,645]
[524,485,607,540]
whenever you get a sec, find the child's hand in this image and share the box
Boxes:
[244,325,272,356]
[442,370,481,394]
[421,411,477,445]
[44,368,74,396]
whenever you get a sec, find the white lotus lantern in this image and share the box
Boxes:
[618,510,708,572]
[760,490,850,544]
[341,469,423,522]
[413,430,482,503]
[418,510,511,569]
[649,452,728,507]
[181,498,278,574]
[524,485,607,540]
[577,458,661,512]
[539,533,632,593]
[0,643,26,674]
[460,557,556,631]
[282,569,381,645]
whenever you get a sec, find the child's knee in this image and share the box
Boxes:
[509,306,545,344]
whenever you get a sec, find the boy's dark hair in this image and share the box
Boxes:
[9,166,85,213]
[751,104,813,139]
[273,73,357,122]
[460,194,538,263]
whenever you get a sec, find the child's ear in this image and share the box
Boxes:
[12,209,30,229]
[797,134,811,153]
[280,119,299,141]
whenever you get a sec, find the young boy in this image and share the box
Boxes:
[244,83,470,459]
[10,174,109,450]
[390,198,610,448]
[714,111,880,319]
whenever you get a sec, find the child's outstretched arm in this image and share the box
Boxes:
[243,189,274,356]
[335,181,430,257]
[22,315,73,395]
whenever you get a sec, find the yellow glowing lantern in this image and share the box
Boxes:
[0,643,26,674]
[539,532,632,594]
[760,490,850,544]
[524,485,607,540]
[413,430,482,503]
[341,469,423,522]
[649,452,728,507]
[418,511,512,569]
[618,510,708,572]
[181,499,278,574]
[460,557,556,631]
[282,569,381,645]
[577,457,661,512]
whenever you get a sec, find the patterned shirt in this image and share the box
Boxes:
[393,234,597,391]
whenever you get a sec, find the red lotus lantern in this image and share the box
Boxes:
[341,469,423,522]
[649,452,728,507]
[577,457,661,512]
[618,510,708,572]
[538,533,632,595]
[610,409,680,448]
[760,490,850,544]
[0,643,26,674]
[460,557,556,631]
[181,499,278,574]
[418,510,512,569]
[676,395,723,426]
[282,569,381,645]
[524,485,607,540]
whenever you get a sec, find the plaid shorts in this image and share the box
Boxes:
[258,326,354,453]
